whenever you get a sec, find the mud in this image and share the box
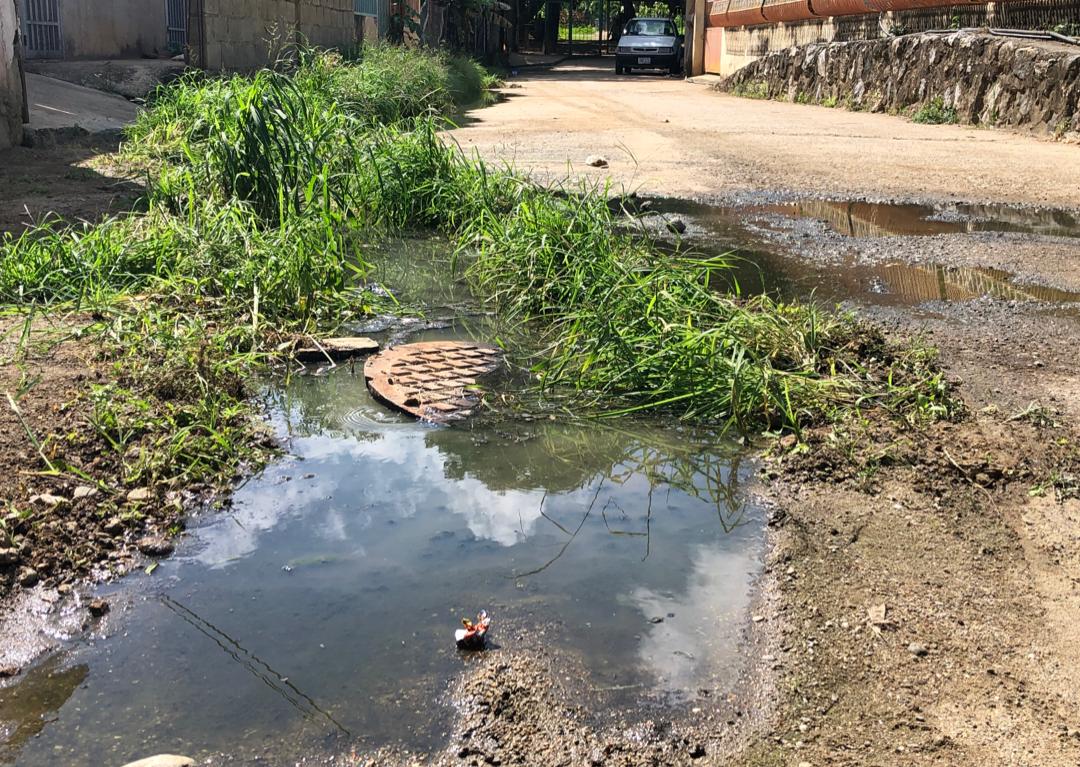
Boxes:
[0,317,240,678]
[0,138,143,235]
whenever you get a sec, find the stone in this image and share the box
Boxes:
[136,536,175,557]
[103,516,125,534]
[722,31,1080,137]
[908,642,929,657]
[294,336,380,363]
[0,548,20,567]
[584,154,608,167]
[29,493,68,508]
[88,598,110,617]
[120,757,195,767]
[127,488,151,503]
[666,218,687,234]
[73,485,98,500]
[18,567,39,587]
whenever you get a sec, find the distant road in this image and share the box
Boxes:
[449,58,1080,209]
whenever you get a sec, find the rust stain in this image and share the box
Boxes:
[364,341,503,424]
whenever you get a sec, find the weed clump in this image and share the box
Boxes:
[912,97,959,125]
[458,182,956,431]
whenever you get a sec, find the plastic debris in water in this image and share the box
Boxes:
[455,610,491,651]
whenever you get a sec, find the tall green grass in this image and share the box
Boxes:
[456,181,954,430]
[1,39,956,484]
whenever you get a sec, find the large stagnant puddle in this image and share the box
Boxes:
[1,245,762,765]
[4,196,1079,765]
[648,197,1080,307]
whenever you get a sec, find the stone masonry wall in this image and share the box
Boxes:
[197,0,355,71]
[722,31,1080,136]
[1,0,24,148]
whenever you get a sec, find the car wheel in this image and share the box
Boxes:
[615,64,624,75]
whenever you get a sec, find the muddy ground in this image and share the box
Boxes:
[0,136,142,235]
[2,58,1080,766]
[440,60,1080,767]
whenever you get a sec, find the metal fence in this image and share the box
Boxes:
[355,0,379,17]
[166,0,189,50]
[21,0,63,59]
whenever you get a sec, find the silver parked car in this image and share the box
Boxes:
[615,18,683,76]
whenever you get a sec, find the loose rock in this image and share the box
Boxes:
[907,642,929,657]
[127,488,151,503]
[120,756,195,767]
[136,536,174,557]
[88,598,110,617]
[584,155,608,168]
[29,493,68,508]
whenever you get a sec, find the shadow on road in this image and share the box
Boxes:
[0,136,145,235]
[511,56,684,83]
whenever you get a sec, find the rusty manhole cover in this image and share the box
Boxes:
[364,341,503,423]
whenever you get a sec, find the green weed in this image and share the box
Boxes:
[912,98,959,125]
[733,81,769,100]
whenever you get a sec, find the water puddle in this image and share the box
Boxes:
[751,199,1080,239]
[643,198,1080,307]
[6,195,1076,764]
[1,317,762,765]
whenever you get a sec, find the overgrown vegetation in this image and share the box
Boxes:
[0,42,959,589]
[912,97,959,125]
[732,80,770,100]
[457,182,954,430]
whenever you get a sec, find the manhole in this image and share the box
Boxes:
[364,341,503,423]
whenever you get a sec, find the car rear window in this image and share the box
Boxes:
[624,20,676,36]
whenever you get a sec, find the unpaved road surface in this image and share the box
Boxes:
[452,60,1080,207]
[449,60,1080,767]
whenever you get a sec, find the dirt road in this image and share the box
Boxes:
[451,60,1080,207]
[449,60,1080,767]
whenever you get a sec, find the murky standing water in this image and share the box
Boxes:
[1,319,763,766]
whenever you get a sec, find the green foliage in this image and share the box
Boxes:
[912,97,959,125]
[732,80,769,100]
[456,180,957,430]
[1,38,959,525]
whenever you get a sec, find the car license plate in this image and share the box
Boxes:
[637,57,651,64]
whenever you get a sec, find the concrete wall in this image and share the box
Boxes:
[692,1,1080,76]
[1,0,24,148]
[195,0,357,71]
[18,0,170,60]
